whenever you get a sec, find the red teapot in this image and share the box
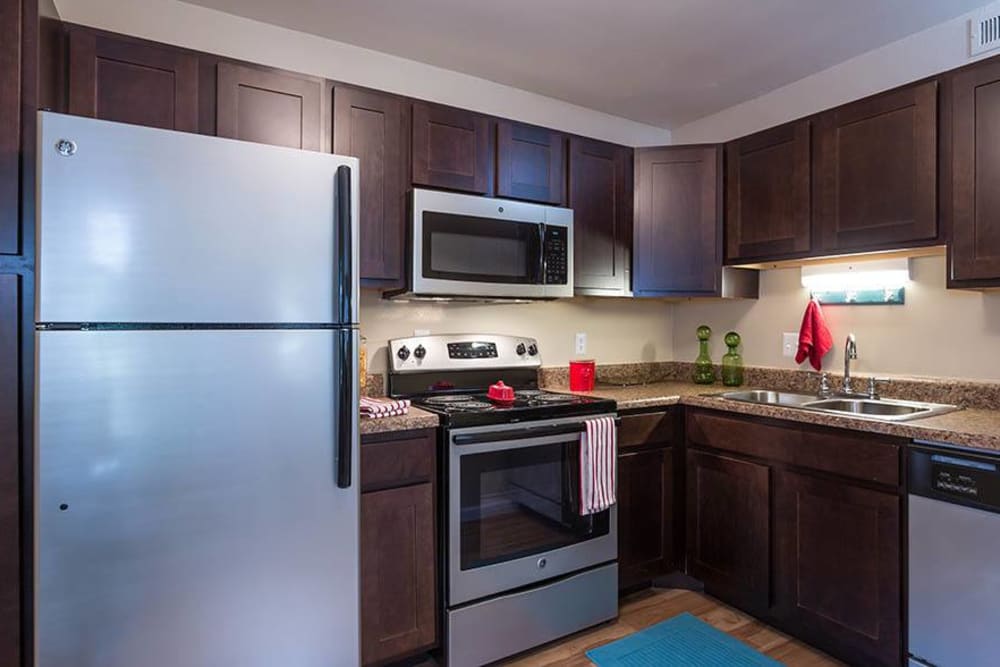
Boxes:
[487,380,516,404]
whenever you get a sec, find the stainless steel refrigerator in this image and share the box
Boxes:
[34,112,360,667]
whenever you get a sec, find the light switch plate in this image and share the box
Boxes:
[782,332,798,358]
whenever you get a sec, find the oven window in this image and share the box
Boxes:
[422,211,541,284]
[458,440,610,570]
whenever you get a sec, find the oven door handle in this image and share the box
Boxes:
[452,418,620,446]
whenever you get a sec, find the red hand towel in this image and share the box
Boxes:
[579,416,617,515]
[795,299,833,371]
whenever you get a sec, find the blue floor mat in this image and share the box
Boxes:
[586,612,784,666]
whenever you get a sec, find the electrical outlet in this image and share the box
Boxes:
[575,332,587,355]
[782,332,798,358]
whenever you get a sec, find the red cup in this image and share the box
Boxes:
[569,360,596,392]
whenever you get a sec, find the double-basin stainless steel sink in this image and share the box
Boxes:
[719,389,960,422]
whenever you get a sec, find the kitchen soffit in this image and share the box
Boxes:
[180,0,985,129]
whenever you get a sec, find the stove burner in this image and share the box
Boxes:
[528,393,576,404]
[425,395,480,404]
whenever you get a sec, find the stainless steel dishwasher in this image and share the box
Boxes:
[909,442,1000,667]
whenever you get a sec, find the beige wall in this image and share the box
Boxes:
[672,256,1000,382]
[52,0,670,146]
[360,291,673,375]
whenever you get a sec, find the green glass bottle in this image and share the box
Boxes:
[693,325,715,384]
[722,331,744,387]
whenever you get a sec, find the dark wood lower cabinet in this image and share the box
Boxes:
[685,449,770,614]
[361,483,436,666]
[775,470,901,667]
[360,429,437,666]
[685,410,904,667]
[618,446,674,589]
[0,274,20,667]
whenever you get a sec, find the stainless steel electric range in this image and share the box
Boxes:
[388,334,619,667]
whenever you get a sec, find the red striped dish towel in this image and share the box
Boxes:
[360,396,411,419]
[579,416,617,515]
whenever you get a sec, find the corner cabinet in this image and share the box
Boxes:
[948,58,1000,286]
[725,121,812,263]
[333,86,409,287]
[411,101,492,194]
[66,26,199,132]
[633,146,722,296]
[813,81,938,254]
[568,137,633,295]
[360,429,438,666]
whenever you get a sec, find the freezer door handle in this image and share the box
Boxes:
[336,165,353,324]
[337,331,354,488]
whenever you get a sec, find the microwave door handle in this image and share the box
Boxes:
[537,222,546,284]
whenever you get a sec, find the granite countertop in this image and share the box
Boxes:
[359,405,439,435]
[550,381,1000,453]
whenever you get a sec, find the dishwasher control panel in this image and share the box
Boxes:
[910,443,1000,511]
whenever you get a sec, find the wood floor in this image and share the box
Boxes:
[501,588,845,666]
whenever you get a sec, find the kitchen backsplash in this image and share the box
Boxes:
[361,255,1000,385]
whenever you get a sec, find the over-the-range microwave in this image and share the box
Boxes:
[385,189,573,301]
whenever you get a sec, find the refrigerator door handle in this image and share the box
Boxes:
[337,330,354,489]
[335,164,354,324]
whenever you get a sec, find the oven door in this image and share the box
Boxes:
[412,189,550,299]
[448,417,618,606]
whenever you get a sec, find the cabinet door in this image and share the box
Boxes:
[0,274,19,667]
[496,120,565,204]
[634,146,721,296]
[216,62,323,151]
[67,27,198,132]
[814,81,938,253]
[618,446,674,589]
[0,0,21,255]
[361,483,436,665]
[686,449,770,613]
[950,59,1000,284]
[774,470,901,667]
[333,86,407,287]
[411,101,492,194]
[569,137,632,295]
[725,121,811,262]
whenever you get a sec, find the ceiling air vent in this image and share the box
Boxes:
[971,4,1000,56]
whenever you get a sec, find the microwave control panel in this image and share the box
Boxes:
[543,226,568,285]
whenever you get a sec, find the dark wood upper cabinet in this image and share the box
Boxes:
[0,0,21,256]
[496,120,565,205]
[633,146,721,296]
[686,449,770,614]
[568,137,632,295]
[618,446,674,590]
[333,86,408,287]
[949,59,1000,285]
[814,81,938,254]
[775,469,901,667]
[215,62,323,151]
[411,101,492,194]
[67,27,198,132]
[725,120,811,262]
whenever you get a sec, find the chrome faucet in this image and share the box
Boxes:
[843,333,858,394]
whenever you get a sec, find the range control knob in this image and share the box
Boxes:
[396,346,410,361]
[413,345,426,359]
[516,343,527,355]
[528,344,538,356]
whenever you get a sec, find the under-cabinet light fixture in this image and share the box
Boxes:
[800,258,911,292]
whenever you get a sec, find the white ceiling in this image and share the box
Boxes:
[183,0,986,129]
